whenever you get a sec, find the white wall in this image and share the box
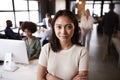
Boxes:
[55,0,66,13]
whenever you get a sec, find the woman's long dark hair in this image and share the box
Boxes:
[49,10,82,52]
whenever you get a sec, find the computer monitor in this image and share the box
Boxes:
[0,39,29,64]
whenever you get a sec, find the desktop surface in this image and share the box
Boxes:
[0,59,38,80]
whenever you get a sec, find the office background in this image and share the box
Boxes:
[0,0,120,31]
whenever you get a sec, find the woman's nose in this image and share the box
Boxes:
[61,28,66,34]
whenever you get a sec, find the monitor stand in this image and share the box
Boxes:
[3,53,19,72]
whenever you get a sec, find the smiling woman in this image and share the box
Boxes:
[54,16,75,45]
[37,10,89,80]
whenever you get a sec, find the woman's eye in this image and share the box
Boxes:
[56,26,61,29]
[66,25,72,30]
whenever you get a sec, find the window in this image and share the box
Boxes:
[14,0,28,10]
[0,0,39,31]
[103,1,111,15]
[29,11,39,23]
[0,12,14,30]
[15,12,29,27]
[29,1,39,23]
[94,3,101,17]
[0,0,13,10]
[103,4,109,15]
[29,1,38,10]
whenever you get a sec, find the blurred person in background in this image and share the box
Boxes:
[79,9,94,49]
[40,17,52,47]
[42,13,52,30]
[102,3,119,58]
[4,20,21,40]
[21,21,41,61]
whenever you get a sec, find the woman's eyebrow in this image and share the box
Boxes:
[55,24,61,25]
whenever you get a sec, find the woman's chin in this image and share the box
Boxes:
[59,39,69,43]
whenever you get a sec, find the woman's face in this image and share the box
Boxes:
[24,29,32,38]
[54,16,75,43]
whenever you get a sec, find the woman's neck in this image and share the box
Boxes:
[27,36,33,44]
[27,35,33,39]
[60,41,73,50]
[86,15,89,20]
[28,37,32,40]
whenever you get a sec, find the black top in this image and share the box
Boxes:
[4,27,21,40]
[102,11,119,35]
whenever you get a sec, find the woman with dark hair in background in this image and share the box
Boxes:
[21,21,41,61]
[37,10,89,80]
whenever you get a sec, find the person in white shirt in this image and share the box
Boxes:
[40,18,52,46]
[37,10,89,80]
[79,9,94,49]
[42,13,52,30]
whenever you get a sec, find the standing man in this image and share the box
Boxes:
[102,3,119,58]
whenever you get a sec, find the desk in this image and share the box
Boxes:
[112,37,120,68]
[37,22,44,27]
[37,22,44,30]
[0,59,38,80]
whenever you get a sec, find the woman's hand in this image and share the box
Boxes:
[29,56,37,61]
[72,75,87,80]
[46,73,62,80]
[72,71,88,80]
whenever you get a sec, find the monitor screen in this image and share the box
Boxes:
[0,39,29,64]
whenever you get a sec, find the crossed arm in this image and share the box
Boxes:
[37,65,88,80]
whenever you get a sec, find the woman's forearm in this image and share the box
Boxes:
[37,65,47,80]
[37,73,46,80]
[46,73,63,80]
[72,71,88,80]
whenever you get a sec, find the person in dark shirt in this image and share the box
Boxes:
[102,3,119,36]
[102,3,119,57]
[4,20,21,40]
